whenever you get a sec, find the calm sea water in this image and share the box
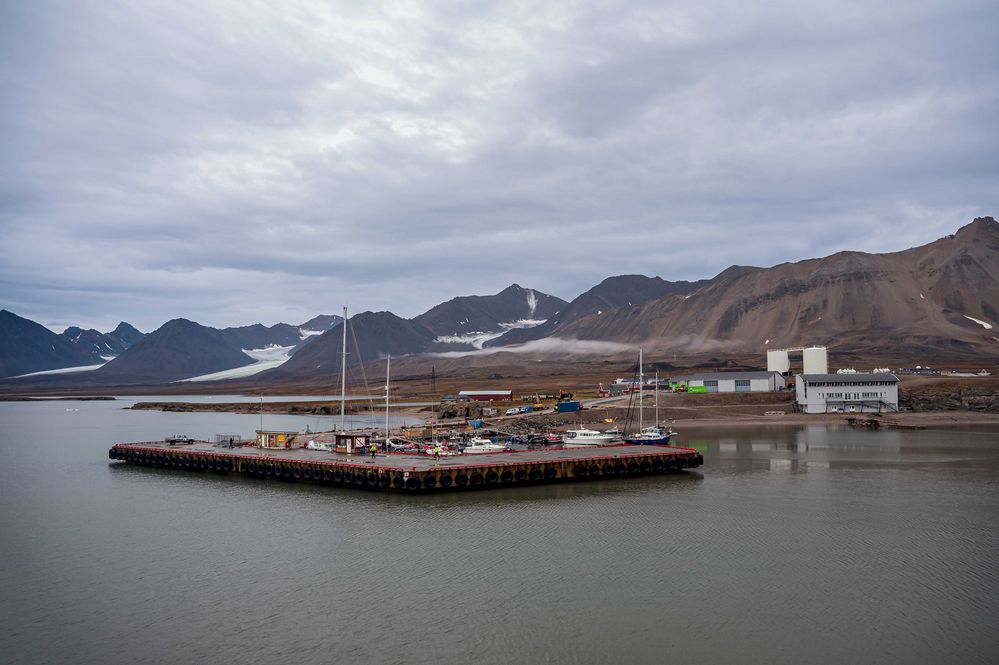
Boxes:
[1,399,997,665]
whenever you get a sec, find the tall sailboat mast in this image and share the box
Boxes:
[340,305,348,432]
[655,370,660,427]
[384,354,391,441]
[638,348,644,432]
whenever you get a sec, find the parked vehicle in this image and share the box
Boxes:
[305,440,332,451]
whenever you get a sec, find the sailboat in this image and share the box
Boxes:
[331,305,372,455]
[625,349,674,445]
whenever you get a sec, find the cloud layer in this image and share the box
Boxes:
[2,0,997,332]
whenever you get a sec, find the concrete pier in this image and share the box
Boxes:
[108,440,704,492]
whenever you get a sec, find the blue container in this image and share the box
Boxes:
[557,400,581,413]
[468,419,483,428]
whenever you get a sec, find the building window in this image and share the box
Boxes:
[735,380,750,392]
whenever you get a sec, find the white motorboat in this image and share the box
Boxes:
[563,428,614,447]
[463,437,508,454]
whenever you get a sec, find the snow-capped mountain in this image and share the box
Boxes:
[414,284,566,348]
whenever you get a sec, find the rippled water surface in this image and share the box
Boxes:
[1,399,997,664]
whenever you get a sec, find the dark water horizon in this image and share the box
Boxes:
[1,398,996,664]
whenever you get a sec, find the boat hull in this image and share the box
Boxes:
[563,439,612,448]
[624,433,674,446]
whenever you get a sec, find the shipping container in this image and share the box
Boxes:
[557,400,581,413]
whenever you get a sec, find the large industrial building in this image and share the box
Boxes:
[794,373,900,413]
[671,371,786,393]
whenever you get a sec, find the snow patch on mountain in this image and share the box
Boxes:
[436,319,547,349]
[299,328,324,339]
[526,289,538,318]
[964,315,994,330]
[11,362,108,378]
[432,337,632,358]
[179,344,295,382]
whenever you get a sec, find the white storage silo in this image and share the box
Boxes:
[767,349,790,374]
[803,346,828,375]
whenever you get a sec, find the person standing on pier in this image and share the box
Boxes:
[369,441,377,460]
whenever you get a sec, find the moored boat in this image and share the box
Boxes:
[624,426,674,445]
[563,428,614,447]
[625,350,675,445]
[463,437,509,454]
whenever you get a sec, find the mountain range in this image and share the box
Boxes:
[552,216,999,355]
[485,275,710,347]
[415,284,567,346]
[60,322,145,362]
[0,311,146,378]
[1,216,997,386]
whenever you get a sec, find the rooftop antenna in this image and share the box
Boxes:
[340,305,348,432]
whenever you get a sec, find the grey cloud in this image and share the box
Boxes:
[1,0,996,333]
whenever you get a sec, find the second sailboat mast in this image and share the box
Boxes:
[340,305,348,432]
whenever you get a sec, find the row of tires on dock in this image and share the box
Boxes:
[109,447,703,491]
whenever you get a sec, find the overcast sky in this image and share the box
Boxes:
[2,0,997,333]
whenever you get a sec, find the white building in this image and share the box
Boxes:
[794,373,900,414]
[673,371,786,393]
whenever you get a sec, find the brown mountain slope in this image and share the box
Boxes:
[551,217,999,356]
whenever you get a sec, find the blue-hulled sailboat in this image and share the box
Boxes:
[624,349,675,445]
